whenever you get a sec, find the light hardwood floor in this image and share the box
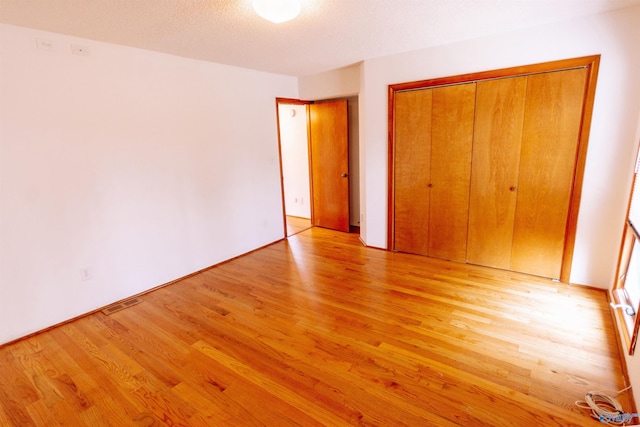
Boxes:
[286,215,312,236]
[0,227,633,426]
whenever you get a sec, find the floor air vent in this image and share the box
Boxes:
[101,297,143,315]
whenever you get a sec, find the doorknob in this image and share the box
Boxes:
[341,173,348,178]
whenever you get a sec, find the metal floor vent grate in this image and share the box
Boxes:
[101,297,143,315]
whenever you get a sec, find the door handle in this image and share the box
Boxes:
[341,173,348,178]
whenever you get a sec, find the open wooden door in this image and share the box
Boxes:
[309,100,350,232]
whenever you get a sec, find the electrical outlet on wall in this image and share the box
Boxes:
[80,267,93,281]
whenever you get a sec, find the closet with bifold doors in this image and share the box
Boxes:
[388,56,600,282]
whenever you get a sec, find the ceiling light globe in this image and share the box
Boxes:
[252,0,301,24]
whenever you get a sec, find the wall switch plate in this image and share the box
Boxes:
[36,38,55,51]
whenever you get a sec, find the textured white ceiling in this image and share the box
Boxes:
[1,0,639,76]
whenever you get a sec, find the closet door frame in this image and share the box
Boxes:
[387,55,600,283]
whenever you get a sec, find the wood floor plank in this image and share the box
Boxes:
[45,327,147,421]
[0,227,633,425]
[221,382,323,427]
[0,404,13,427]
[0,347,43,426]
[78,400,135,427]
[192,339,352,426]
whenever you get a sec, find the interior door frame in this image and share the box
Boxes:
[275,98,313,237]
[276,97,352,235]
[387,55,600,283]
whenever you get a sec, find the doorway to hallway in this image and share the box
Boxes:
[276,97,360,238]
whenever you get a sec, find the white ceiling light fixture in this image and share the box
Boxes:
[252,0,301,24]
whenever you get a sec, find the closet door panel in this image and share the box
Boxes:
[511,68,588,278]
[467,77,527,269]
[429,83,475,262]
[393,90,432,255]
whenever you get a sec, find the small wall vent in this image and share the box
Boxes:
[101,297,143,315]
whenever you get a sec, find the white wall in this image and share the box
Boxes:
[0,24,298,344]
[298,63,361,100]
[279,103,311,218]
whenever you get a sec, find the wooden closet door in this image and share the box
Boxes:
[428,83,476,262]
[511,68,588,278]
[393,89,432,255]
[467,77,527,269]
